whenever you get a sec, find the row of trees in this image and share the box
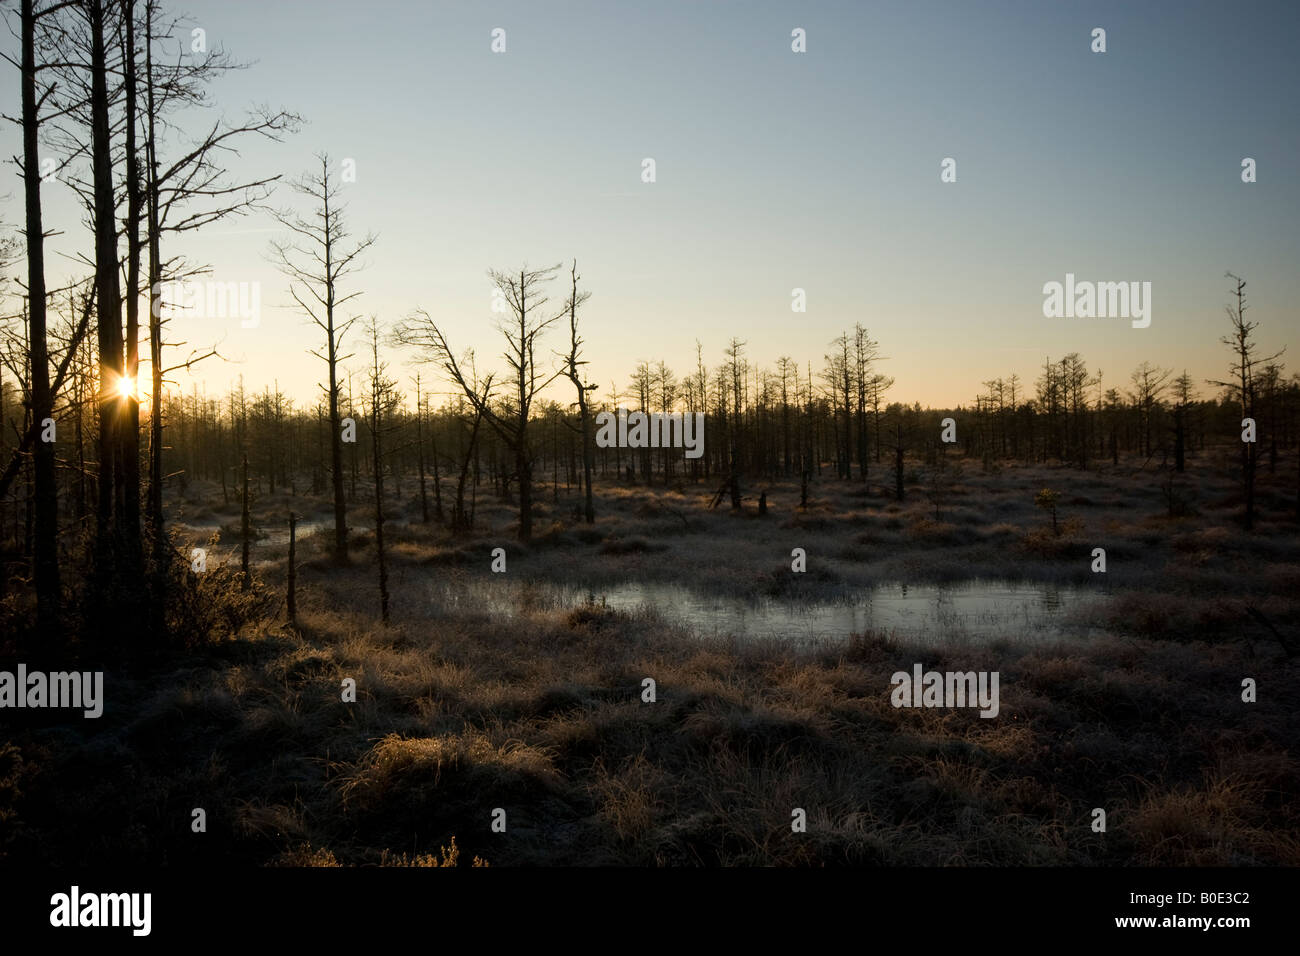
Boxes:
[3,317,1292,558]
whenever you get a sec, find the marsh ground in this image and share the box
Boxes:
[3,450,1298,866]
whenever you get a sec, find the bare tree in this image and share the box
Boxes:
[364,316,396,622]
[821,332,853,479]
[1171,370,1196,472]
[8,0,71,640]
[269,153,375,563]
[396,263,564,541]
[1128,361,1170,459]
[852,324,878,482]
[16,0,144,621]
[559,260,595,523]
[868,372,895,465]
[138,0,300,574]
[722,337,747,505]
[1207,273,1284,530]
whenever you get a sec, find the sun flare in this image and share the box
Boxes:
[116,375,136,400]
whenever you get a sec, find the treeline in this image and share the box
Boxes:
[3,334,1291,555]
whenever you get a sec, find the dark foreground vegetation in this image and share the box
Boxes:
[3,452,1297,867]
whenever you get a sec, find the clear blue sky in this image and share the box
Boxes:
[7,0,1298,409]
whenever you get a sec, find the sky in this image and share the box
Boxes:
[4,0,1298,410]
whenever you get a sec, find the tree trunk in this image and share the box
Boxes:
[579,394,594,524]
[21,0,60,642]
[1244,443,1256,531]
[89,0,143,622]
[329,359,347,562]
[372,406,389,623]
[241,452,250,589]
[287,512,297,625]
[122,0,143,571]
[517,446,532,541]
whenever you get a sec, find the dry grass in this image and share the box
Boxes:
[2,453,1298,866]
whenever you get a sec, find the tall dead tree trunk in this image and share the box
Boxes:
[121,0,143,568]
[287,512,296,625]
[270,153,375,565]
[1209,274,1283,532]
[366,319,390,623]
[562,260,595,524]
[89,0,144,620]
[240,452,250,590]
[143,0,167,612]
[20,0,60,642]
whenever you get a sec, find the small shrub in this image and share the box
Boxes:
[1034,488,1061,536]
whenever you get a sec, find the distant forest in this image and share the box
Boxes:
[3,319,1295,538]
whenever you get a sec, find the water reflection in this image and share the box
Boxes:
[429,577,1106,646]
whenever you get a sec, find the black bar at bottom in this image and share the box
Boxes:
[0,866,1279,942]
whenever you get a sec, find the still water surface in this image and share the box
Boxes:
[430,577,1108,646]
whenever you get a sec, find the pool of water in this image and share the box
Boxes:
[429,577,1110,646]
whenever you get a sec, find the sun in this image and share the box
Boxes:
[116,375,136,400]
